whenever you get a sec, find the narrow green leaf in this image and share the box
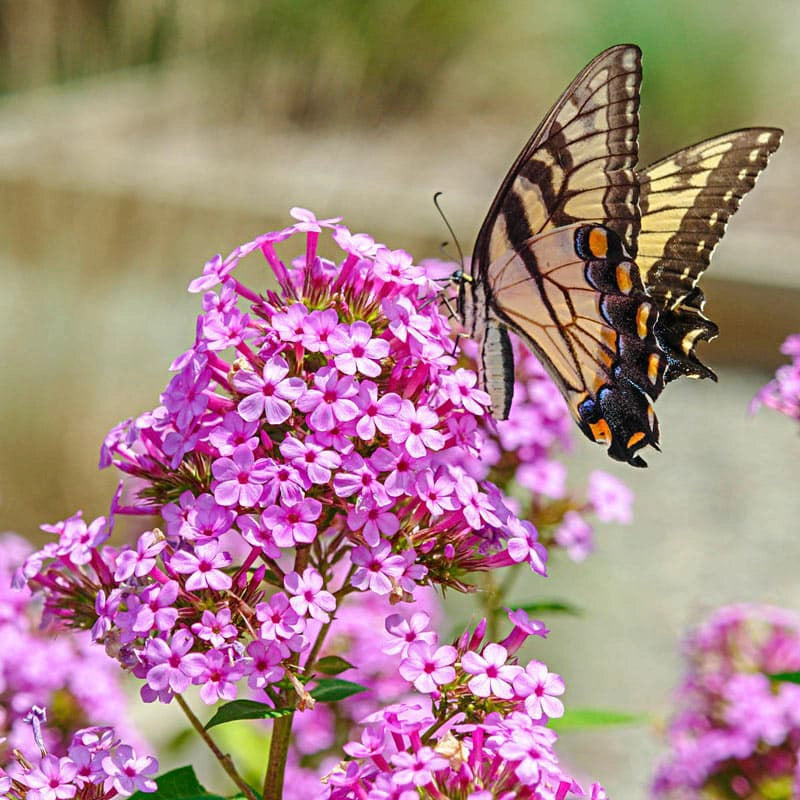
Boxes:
[129,766,224,800]
[205,700,293,730]
[515,600,583,617]
[770,671,800,684]
[313,655,354,675]
[550,708,645,731]
[310,677,368,703]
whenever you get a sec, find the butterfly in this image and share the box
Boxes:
[457,43,782,466]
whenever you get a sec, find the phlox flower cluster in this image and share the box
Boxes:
[653,603,800,799]
[0,534,144,766]
[323,612,598,800]
[752,334,800,424]
[3,722,157,800]
[16,209,616,798]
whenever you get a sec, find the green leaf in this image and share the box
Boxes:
[129,766,225,800]
[515,600,583,617]
[310,677,368,703]
[770,671,800,684]
[550,708,646,731]
[205,700,294,730]
[313,655,354,675]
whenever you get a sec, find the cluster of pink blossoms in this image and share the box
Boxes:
[16,209,627,798]
[751,334,800,425]
[0,534,145,767]
[3,722,157,800]
[653,604,800,799]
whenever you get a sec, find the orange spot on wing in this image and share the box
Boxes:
[616,263,633,294]
[626,431,646,449]
[647,353,661,385]
[589,418,612,444]
[636,303,652,339]
[588,227,609,258]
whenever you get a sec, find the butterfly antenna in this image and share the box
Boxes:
[433,192,466,269]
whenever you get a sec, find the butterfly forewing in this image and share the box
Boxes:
[637,128,782,380]
[474,43,642,272]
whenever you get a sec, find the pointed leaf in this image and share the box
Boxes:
[313,655,354,675]
[310,678,368,703]
[205,700,293,730]
[549,708,645,731]
[515,600,583,617]
[129,766,224,800]
[770,671,800,684]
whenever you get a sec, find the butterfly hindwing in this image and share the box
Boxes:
[637,128,783,381]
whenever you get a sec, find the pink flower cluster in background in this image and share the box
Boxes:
[751,334,800,423]
[653,603,800,799]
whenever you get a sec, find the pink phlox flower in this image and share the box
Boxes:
[188,252,234,293]
[497,725,559,786]
[162,425,201,470]
[371,444,421,498]
[354,382,403,441]
[333,226,378,259]
[301,308,340,353]
[261,497,322,547]
[385,400,445,459]
[506,517,547,576]
[289,206,341,232]
[436,368,492,415]
[208,411,259,455]
[516,459,567,500]
[279,435,341,485]
[143,630,206,697]
[232,356,305,424]
[384,612,437,657]
[373,247,424,286]
[461,643,520,699]
[415,468,458,517]
[184,493,235,542]
[101,745,158,795]
[587,470,634,524]
[346,498,400,546]
[211,444,272,508]
[21,754,79,800]
[201,278,238,314]
[398,641,457,694]
[161,358,211,431]
[342,725,387,759]
[236,512,281,559]
[295,367,359,431]
[92,588,122,641]
[513,660,565,720]
[202,307,254,351]
[723,672,787,746]
[334,453,390,507]
[382,295,433,345]
[258,458,306,506]
[454,475,502,530]
[256,592,305,643]
[395,548,428,594]
[114,529,166,582]
[284,568,336,623]
[328,320,390,378]
[350,540,407,595]
[128,580,179,635]
[390,746,449,787]
[161,490,196,539]
[245,639,286,689]
[191,607,237,648]
[271,303,310,343]
[196,649,245,705]
[169,541,233,592]
[554,511,594,562]
[43,512,110,567]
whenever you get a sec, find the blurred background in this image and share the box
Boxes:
[1,1,799,796]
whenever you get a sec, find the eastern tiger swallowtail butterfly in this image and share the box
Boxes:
[456,43,782,467]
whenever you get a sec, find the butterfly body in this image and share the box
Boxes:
[458,44,782,466]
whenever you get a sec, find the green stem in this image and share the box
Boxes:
[263,713,294,800]
[174,694,257,800]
